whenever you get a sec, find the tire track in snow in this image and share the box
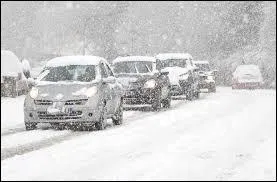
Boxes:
[1,95,207,161]
[0,104,172,160]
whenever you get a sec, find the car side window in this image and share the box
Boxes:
[100,63,108,78]
[105,63,115,77]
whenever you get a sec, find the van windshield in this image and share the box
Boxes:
[160,59,187,68]
[195,63,210,71]
[113,61,153,74]
[38,65,96,82]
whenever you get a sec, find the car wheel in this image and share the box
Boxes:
[162,93,171,108]
[95,104,107,130]
[211,86,216,93]
[95,115,105,130]
[25,123,37,130]
[11,87,17,98]
[186,89,193,101]
[112,99,123,125]
[194,91,200,99]
[152,90,162,111]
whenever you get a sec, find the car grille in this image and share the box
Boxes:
[37,111,82,120]
[34,100,53,105]
[34,99,88,106]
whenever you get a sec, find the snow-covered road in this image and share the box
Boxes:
[1,87,276,180]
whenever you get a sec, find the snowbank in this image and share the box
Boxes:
[1,50,23,77]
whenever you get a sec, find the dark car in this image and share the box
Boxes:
[112,56,171,111]
[193,60,217,92]
[24,56,124,131]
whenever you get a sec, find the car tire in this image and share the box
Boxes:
[185,89,193,101]
[194,91,200,99]
[25,123,37,130]
[112,99,123,125]
[152,90,162,111]
[95,103,107,130]
[162,92,171,108]
[211,86,216,93]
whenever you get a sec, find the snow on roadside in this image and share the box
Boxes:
[1,130,70,149]
[1,95,25,132]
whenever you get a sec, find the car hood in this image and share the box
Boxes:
[115,73,154,90]
[33,81,98,101]
[161,67,188,85]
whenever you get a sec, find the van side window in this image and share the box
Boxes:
[100,63,108,78]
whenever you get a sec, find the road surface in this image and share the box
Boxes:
[1,87,276,180]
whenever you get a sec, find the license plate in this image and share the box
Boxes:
[123,98,137,103]
[125,91,135,96]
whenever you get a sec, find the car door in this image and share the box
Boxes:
[104,62,120,114]
[155,63,170,100]
[99,62,113,115]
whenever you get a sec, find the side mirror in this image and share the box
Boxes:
[193,67,200,72]
[212,69,218,75]
[160,70,169,76]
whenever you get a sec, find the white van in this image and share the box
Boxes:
[1,50,29,97]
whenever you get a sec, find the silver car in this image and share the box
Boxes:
[24,56,124,131]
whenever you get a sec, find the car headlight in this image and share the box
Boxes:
[144,79,156,88]
[179,73,189,80]
[85,86,98,97]
[30,87,39,99]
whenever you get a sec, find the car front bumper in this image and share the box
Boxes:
[24,99,102,124]
[232,82,262,89]
[198,80,215,89]
[122,88,159,105]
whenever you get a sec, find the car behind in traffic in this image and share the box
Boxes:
[194,60,217,92]
[112,56,171,111]
[155,53,200,100]
[232,64,264,89]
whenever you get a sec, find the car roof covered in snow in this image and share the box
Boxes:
[193,60,209,64]
[155,53,193,61]
[45,56,105,67]
[1,50,23,77]
[113,56,156,64]
[234,64,262,75]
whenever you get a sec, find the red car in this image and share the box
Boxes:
[232,64,264,89]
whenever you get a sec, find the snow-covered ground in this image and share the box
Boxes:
[1,87,276,180]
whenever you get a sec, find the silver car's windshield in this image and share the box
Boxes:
[195,64,210,71]
[113,61,153,74]
[160,59,187,68]
[38,65,96,82]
